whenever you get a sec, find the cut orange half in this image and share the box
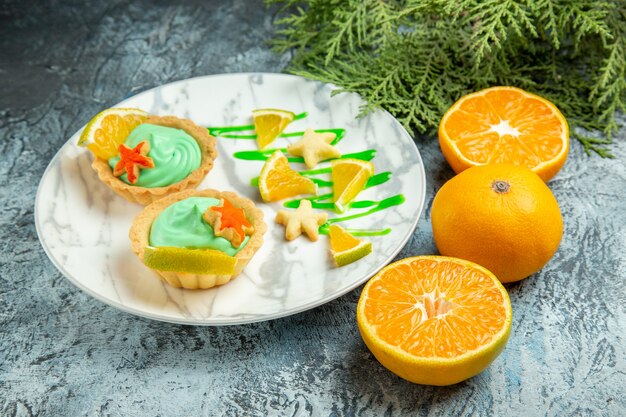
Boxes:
[329,225,372,266]
[331,159,374,213]
[252,108,295,149]
[258,150,317,202]
[78,108,148,160]
[357,256,512,386]
[439,86,569,182]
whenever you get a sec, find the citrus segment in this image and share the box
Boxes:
[357,256,512,386]
[431,164,563,283]
[78,108,148,160]
[331,159,374,213]
[439,86,569,181]
[252,108,295,149]
[143,246,236,275]
[258,151,317,202]
[329,225,372,266]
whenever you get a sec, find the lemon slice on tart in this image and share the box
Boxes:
[78,107,148,159]
[142,246,236,275]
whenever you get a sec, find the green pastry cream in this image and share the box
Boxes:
[149,197,248,256]
[109,123,201,187]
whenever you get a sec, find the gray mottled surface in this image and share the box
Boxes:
[1,0,625,415]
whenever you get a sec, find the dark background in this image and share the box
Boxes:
[1,1,625,415]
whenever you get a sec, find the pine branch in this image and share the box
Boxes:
[268,0,626,157]
[573,132,615,158]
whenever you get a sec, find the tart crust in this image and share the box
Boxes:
[91,115,217,205]
[129,189,267,290]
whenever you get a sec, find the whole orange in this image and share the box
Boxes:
[431,164,563,283]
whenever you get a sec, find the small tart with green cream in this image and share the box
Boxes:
[129,189,266,290]
[90,114,217,205]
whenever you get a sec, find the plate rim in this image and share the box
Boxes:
[34,72,426,326]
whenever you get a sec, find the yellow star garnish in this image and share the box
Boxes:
[287,128,341,168]
[275,199,328,241]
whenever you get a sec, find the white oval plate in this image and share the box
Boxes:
[35,73,426,325]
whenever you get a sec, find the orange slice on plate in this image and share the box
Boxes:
[331,159,374,213]
[357,256,512,386]
[78,108,148,160]
[438,86,569,181]
[253,108,295,149]
[258,150,317,202]
[328,225,372,266]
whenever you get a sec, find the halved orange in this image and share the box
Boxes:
[357,256,512,386]
[78,108,148,160]
[253,108,295,149]
[439,86,569,182]
[258,150,317,202]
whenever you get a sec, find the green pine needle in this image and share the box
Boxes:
[267,0,626,157]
